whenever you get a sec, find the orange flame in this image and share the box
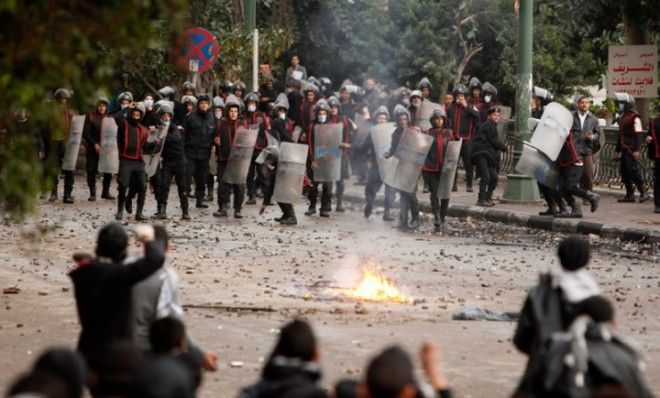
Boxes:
[346,265,409,303]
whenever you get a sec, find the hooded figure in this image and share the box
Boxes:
[417,77,432,100]
[83,94,114,201]
[447,84,480,192]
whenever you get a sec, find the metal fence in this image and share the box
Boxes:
[498,125,655,190]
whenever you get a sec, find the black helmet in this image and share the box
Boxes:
[197,93,211,103]
[417,77,432,90]
[244,92,259,104]
[452,84,468,95]
[181,81,195,94]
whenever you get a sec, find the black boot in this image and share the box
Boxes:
[587,192,600,213]
[305,207,316,216]
[485,190,495,207]
[364,202,373,218]
[154,203,167,220]
[466,183,473,193]
[213,203,227,217]
[63,186,74,204]
[134,193,147,221]
[245,196,256,205]
[618,187,635,203]
[181,196,190,220]
[556,201,582,218]
[476,192,489,207]
[88,185,96,202]
[115,197,124,221]
[335,197,345,212]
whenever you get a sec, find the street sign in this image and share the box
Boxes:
[178,27,219,73]
[607,45,657,98]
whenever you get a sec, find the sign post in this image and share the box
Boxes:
[177,27,219,85]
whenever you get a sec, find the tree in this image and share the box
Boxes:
[0,1,187,220]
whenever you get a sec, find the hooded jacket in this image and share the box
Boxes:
[183,109,215,160]
[471,119,507,166]
[423,127,457,172]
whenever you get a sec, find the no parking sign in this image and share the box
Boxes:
[177,27,219,72]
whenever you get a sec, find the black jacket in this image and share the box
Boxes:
[82,111,106,148]
[238,359,325,398]
[423,128,456,172]
[69,240,166,361]
[617,110,643,152]
[183,109,215,160]
[447,102,480,140]
[215,117,248,163]
[388,126,404,156]
[160,124,187,166]
[471,119,507,165]
[270,118,294,144]
[648,116,659,160]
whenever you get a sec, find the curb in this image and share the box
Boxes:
[343,193,659,244]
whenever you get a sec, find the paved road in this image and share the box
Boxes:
[0,175,658,397]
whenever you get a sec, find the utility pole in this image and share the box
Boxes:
[245,0,258,92]
[502,0,540,203]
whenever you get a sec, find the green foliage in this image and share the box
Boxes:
[0,1,187,220]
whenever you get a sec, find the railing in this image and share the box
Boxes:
[497,124,655,190]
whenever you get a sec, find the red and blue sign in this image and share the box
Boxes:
[177,27,219,72]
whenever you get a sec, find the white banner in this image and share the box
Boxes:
[607,45,657,98]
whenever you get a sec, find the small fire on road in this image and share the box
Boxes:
[342,261,410,304]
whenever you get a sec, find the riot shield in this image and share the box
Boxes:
[255,132,279,164]
[529,102,572,161]
[515,143,560,190]
[384,128,434,193]
[312,123,343,182]
[98,117,119,174]
[496,105,512,141]
[291,126,302,143]
[142,127,168,177]
[61,115,86,171]
[370,123,396,182]
[222,126,259,185]
[415,101,442,131]
[438,139,463,199]
[353,113,372,147]
[209,151,218,176]
[272,142,308,204]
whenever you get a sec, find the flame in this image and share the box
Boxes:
[346,265,409,303]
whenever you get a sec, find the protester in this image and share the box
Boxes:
[238,319,325,398]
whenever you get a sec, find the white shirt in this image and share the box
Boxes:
[578,111,588,130]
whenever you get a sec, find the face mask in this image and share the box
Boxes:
[402,98,410,106]
[161,120,170,128]
[285,88,293,94]
[247,104,257,112]
[618,103,625,112]
[144,99,154,110]
[214,110,223,120]
[318,115,327,123]
[120,103,128,110]
[484,95,492,103]
[279,113,287,120]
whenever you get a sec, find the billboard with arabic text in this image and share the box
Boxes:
[607,45,657,98]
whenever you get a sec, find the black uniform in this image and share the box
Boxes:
[46,103,77,200]
[82,110,113,198]
[447,102,480,190]
[183,109,215,205]
[617,110,647,199]
[556,127,597,215]
[329,114,351,211]
[361,130,396,220]
[264,117,296,221]
[244,111,271,202]
[157,124,188,217]
[215,117,248,213]
[388,127,420,228]
[423,127,456,226]
[306,121,334,214]
[471,119,507,202]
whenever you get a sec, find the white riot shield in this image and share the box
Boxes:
[496,105,512,141]
[312,123,343,182]
[209,151,218,176]
[142,127,168,178]
[438,139,463,199]
[529,102,572,161]
[370,123,396,182]
[291,126,302,143]
[353,113,372,147]
[384,128,434,193]
[515,144,560,190]
[61,115,86,171]
[415,101,442,131]
[98,117,119,174]
[222,126,259,185]
[255,132,279,164]
[273,142,309,204]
